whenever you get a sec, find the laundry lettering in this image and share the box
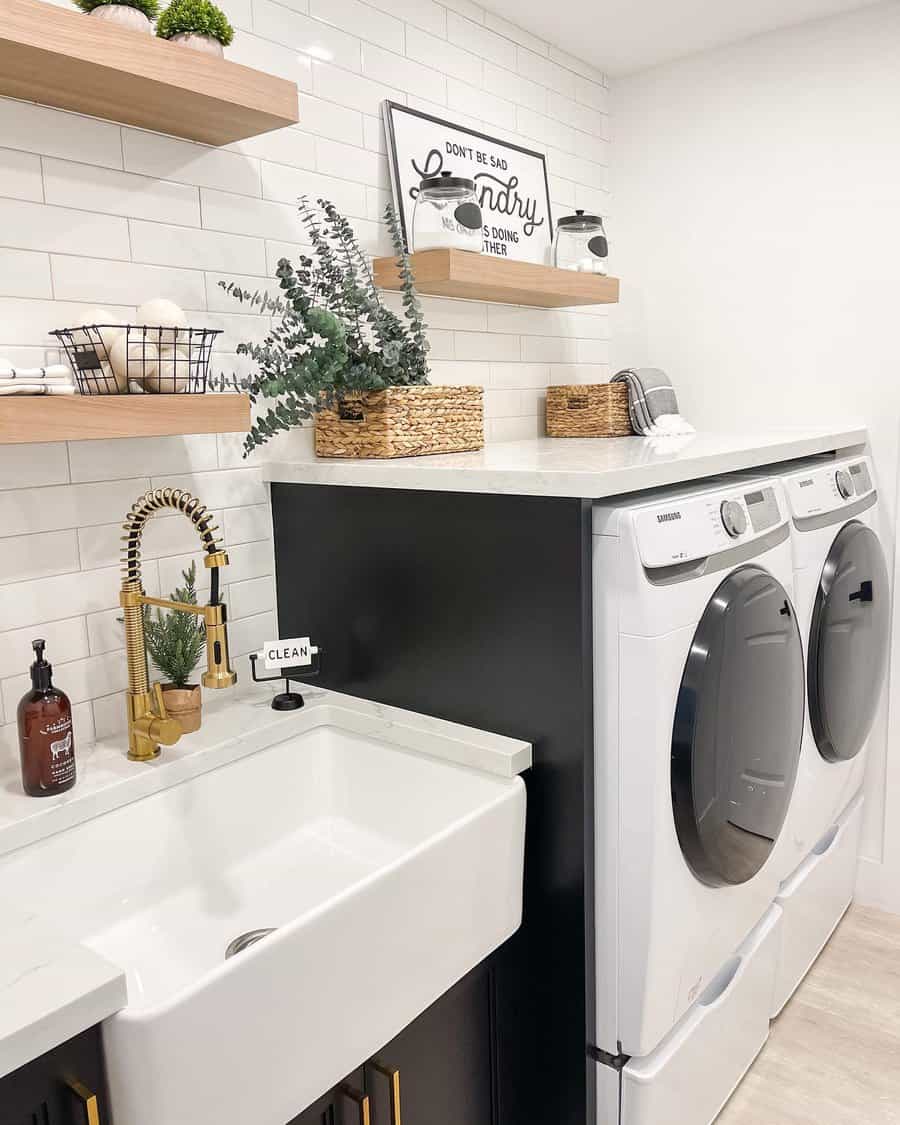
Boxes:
[408,148,545,238]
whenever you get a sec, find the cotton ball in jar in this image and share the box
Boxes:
[110,334,158,384]
[137,298,187,345]
[143,345,193,393]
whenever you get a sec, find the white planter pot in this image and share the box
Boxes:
[168,31,225,56]
[89,4,153,33]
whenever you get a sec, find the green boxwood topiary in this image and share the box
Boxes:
[75,0,160,18]
[156,0,234,45]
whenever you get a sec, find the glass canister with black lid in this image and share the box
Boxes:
[553,210,609,274]
[412,170,483,254]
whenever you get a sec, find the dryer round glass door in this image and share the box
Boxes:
[809,521,889,763]
[671,565,804,887]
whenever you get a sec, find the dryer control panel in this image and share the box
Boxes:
[783,455,875,519]
[633,483,786,568]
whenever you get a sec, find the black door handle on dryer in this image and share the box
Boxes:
[849,580,874,604]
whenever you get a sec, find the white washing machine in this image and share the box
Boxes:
[768,453,890,1014]
[592,476,804,1125]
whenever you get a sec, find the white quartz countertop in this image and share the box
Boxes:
[0,684,531,1078]
[0,685,531,859]
[0,914,126,1080]
[265,427,867,499]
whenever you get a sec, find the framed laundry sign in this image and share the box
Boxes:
[382,101,554,265]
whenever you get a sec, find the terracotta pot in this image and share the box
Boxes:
[161,684,202,734]
[169,31,225,56]
[89,5,153,33]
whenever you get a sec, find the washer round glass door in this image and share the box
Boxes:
[809,521,889,764]
[671,565,804,886]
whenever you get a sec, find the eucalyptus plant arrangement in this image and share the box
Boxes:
[156,0,234,44]
[75,0,160,17]
[216,198,430,457]
[144,562,205,688]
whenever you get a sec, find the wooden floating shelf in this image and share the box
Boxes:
[0,0,299,145]
[373,249,620,308]
[0,394,250,444]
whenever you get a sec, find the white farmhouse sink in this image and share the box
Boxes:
[0,721,526,1125]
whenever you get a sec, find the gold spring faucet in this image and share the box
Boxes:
[120,488,237,762]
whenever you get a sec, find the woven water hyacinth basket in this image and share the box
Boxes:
[545,382,633,438]
[315,385,484,459]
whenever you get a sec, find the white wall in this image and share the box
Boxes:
[0,0,609,762]
[610,1,900,908]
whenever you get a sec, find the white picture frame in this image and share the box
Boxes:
[382,101,554,265]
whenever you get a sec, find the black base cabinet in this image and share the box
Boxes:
[0,1026,108,1125]
[290,963,495,1125]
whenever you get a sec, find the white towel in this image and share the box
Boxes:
[0,384,76,396]
[0,362,73,382]
[611,368,695,436]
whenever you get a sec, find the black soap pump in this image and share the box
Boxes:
[17,639,76,797]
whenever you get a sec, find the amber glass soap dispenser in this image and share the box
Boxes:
[18,639,76,797]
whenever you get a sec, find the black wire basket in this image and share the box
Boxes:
[51,324,222,395]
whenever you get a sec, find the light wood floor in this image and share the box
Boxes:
[718,905,900,1124]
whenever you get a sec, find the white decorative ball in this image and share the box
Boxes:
[86,360,127,395]
[73,308,125,356]
[137,299,187,345]
[143,345,192,393]
[110,335,158,383]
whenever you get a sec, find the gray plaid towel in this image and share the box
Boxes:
[611,368,693,436]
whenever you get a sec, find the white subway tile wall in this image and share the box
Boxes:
[0,0,607,753]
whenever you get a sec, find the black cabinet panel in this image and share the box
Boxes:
[289,967,494,1125]
[273,484,595,1125]
[369,964,495,1125]
[288,1068,366,1125]
[0,1027,107,1125]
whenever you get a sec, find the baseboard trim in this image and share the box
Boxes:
[856,855,900,914]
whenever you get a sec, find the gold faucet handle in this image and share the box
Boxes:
[151,683,181,744]
[153,682,169,718]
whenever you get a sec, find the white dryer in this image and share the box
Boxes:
[593,476,803,1125]
[767,453,889,1014]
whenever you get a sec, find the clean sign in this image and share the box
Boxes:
[262,637,318,671]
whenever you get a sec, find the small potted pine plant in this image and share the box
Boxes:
[74,0,159,34]
[218,197,484,459]
[144,562,205,733]
[156,0,234,55]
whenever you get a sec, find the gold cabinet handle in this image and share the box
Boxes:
[367,1061,402,1125]
[340,1084,371,1125]
[66,1078,100,1125]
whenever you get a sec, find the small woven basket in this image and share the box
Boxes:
[545,383,633,438]
[315,385,484,459]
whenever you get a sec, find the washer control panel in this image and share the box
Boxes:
[783,455,875,519]
[633,482,785,568]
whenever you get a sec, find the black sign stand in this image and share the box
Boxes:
[248,649,323,711]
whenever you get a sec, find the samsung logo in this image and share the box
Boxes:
[656,511,682,523]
